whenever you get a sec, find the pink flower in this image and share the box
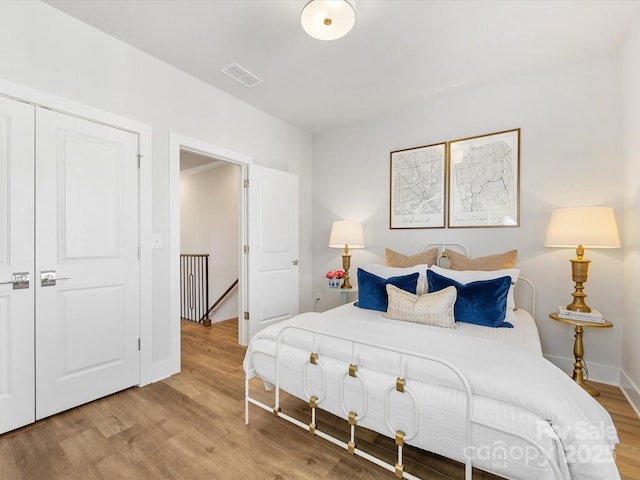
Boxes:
[326,269,345,279]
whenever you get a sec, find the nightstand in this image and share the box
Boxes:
[549,313,612,396]
[330,287,357,305]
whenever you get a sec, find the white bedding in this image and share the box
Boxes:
[244,305,620,480]
[327,302,544,356]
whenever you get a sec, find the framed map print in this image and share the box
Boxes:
[390,142,446,229]
[447,129,520,228]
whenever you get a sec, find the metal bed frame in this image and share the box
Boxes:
[245,243,556,479]
[245,326,561,479]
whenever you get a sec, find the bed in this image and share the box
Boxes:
[243,246,620,480]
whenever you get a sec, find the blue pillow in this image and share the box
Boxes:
[426,270,513,328]
[355,269,419,312]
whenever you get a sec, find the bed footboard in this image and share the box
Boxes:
[245,325,562,480]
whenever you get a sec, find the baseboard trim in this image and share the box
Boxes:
[620,370,640,419]
[544,354,620,386]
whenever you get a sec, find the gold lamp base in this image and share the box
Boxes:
[566,245,591,312]
[341,246,352,289]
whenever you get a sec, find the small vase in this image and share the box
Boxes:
[328,278,341,289]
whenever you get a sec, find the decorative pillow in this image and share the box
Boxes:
[427,270,513,328]
[446,249,518,271]
[360,264,430,295]
[384,284,457,328]
[429,265,519,320]
[355,269,419,312]
[385,247,439,268]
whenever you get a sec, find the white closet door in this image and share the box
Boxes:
[35,108,140,419]
[0,97,35,433]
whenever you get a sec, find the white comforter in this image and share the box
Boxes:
[245,309,620,480]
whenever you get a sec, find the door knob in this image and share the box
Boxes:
[41,270,71,287]
[292,257,300,266]
[0,272,30,289]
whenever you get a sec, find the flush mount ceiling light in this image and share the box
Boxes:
[301,0,356,41]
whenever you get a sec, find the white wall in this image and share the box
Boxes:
[180,163,240,323]
[0,1,312,382]
[2,0,632,392]
[621,16,640,413]
[312,54,624,384]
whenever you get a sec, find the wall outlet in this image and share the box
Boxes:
[315,292,322,303]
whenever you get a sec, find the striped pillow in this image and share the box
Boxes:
[384,284,457,328]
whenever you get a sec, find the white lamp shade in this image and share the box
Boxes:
[301,0,355,41]
[329,220,365,248]
[544,206,621,248]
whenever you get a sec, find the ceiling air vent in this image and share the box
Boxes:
[221,62,262,88]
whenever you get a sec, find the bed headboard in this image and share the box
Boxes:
[419,242,535,317]
[421,242,469,268]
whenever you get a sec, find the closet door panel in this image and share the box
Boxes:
[0,96,35,434]
[35,108,140,419]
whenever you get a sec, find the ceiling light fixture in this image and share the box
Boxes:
[301,0,356,41]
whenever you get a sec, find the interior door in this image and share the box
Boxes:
[35,108,140,419]
[0,96,35,433]
[246,165,299,342]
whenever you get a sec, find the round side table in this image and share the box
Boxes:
[548,313,612,396]
[329,287,357,305]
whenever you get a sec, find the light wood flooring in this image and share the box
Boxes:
[0,319,639,479]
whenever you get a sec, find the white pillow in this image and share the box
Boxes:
[360,264,430,295]
[428,265,520,324]
[384,284,457,328]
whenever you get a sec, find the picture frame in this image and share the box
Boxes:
[390,142,446,229]
[447,129,520,228]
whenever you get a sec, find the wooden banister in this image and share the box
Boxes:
[201,279,239,326]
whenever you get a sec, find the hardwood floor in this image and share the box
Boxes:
[1,319,639,479]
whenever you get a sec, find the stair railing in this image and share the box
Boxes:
[180,254,209,324]
[201,279,239,326]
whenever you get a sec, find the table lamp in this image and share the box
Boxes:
[544,206,620,312]
[329,220,365,289]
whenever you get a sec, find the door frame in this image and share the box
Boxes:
[169,133,252,346]
[0,78,154,386]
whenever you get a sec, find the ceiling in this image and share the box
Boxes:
[45,0,640,134]
[180,149,223,172]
